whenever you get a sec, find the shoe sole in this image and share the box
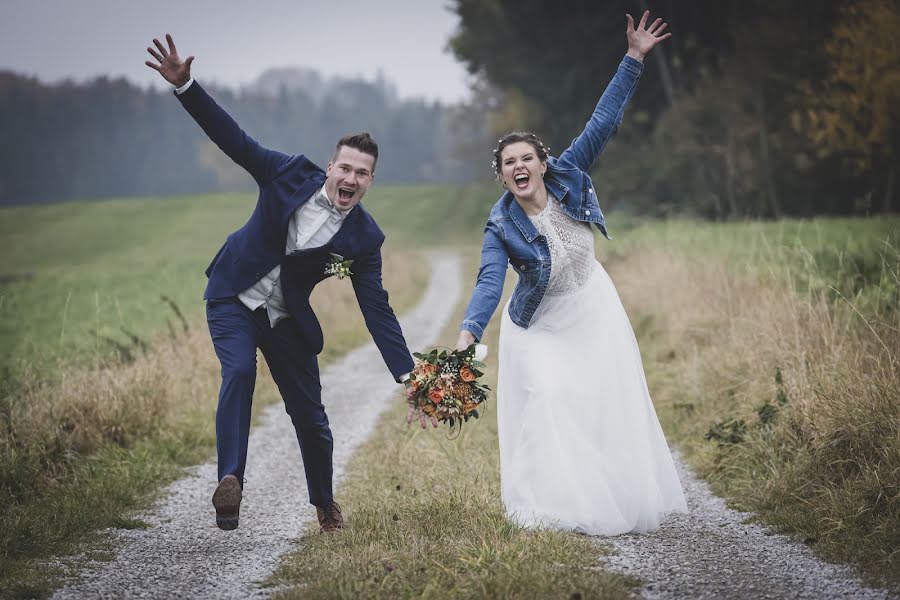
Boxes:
[212,475,242,531]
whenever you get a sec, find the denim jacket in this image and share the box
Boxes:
[461,55,644,340]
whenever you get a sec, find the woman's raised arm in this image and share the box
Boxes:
[557,11,670,172]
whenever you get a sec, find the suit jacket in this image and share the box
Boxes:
[177,81,414,380]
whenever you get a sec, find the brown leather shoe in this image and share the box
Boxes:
[212,475,242,531]
[316,501,343,533]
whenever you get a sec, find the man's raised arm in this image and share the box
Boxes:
[145,33,290,186]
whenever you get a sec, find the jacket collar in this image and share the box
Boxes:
[504,190,541,243]
[545,159,574,205]
[503,173,571,243]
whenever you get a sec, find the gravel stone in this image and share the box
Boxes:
[598,450,896,599]
[53,252,462,600]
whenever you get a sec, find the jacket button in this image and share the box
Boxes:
[520,265,526,271]
[585,210,591,216]
[589,188,594,194]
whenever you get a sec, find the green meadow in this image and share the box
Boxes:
[0,183,495,385]
[1,186,897,596]
[608,216,899,306]
[0,193,252,384]
[0,185,456,597]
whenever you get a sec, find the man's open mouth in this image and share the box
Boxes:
[514,173,529,190]
[337,187,355,202]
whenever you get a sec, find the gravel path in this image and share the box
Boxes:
[599,450,896,600]
[54,251,462,600]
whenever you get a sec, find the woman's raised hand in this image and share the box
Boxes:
[145,33,194,87]
[625,10,671,61]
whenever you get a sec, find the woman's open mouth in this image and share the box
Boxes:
[514,173,529,190]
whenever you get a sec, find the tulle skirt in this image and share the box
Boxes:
[497,260,687,535]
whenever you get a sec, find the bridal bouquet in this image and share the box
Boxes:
[406,344,490,433]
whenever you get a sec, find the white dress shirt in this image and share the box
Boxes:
[177,79,349,326]
[239,187,347,326]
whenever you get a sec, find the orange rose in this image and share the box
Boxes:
[421,363,437,375]
[428,386,444,404]
[459,366,476,382]
[408,379,420,391]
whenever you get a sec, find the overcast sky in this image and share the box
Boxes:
[0,0,472,103]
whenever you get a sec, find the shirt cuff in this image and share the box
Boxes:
[621,55,645,75]
[460,320,484,342]
[398,372,411,383]
[174,77,195,95]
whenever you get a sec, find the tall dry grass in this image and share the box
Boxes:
[0,246,426,596]
[610,244,900,587]
[2,322,221,505]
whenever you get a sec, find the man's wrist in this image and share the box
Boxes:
[626,49,645,63]
[174,77,194,95]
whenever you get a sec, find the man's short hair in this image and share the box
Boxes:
[333,132,378,171]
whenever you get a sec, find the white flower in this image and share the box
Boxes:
[324,253,353,279]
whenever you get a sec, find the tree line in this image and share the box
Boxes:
[450,0,899,218]
[0,69,482,206]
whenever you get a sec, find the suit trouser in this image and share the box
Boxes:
[206,297,333,507]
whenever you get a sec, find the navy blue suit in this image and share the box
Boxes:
[177,81,414,506]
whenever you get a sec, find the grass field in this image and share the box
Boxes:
[605,217,899,315]
[2,184,897,596]
[606,217,900,588]
[0,193,246,385]
[0,183,495,385]
[0,185,458,598]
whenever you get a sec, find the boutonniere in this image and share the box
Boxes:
[324,253,354,279]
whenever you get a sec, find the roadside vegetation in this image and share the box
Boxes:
[606,217,900,588]
[0,189,430,598]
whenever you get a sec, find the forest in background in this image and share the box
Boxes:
[450,0,899,218]
[1,0,896,219]
[0,67,482,206]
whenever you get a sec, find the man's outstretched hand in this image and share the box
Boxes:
[145,33,193,87]
[625,10,671,62]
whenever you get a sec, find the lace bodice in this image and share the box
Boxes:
[528,198,595,296]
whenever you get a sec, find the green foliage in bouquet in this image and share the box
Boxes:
[408,344,490,434]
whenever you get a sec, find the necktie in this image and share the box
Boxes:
[315,192,344,219]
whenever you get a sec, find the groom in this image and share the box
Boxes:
[145,34,415,532]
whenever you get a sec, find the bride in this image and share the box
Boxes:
[453,11,687,535]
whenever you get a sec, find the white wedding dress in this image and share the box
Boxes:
[497,198,687,535]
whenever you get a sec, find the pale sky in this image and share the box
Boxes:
[0,0,472,103]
